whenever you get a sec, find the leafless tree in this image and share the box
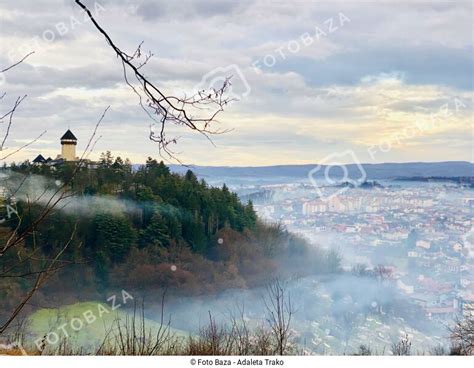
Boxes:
[96,295,177,356]
[1,0,235,339]
[263,279,295,355]
[391,333,412,356]
[0,225,77,335]
[228,305,252,355]
[356,344,373,355]
[429,345,448,356]
[75,0,233,161]
[0,52,37,155]
[0,53,108,336]
[450,314,474,355]
[373,265,393,282]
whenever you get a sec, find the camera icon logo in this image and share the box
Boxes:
[308,150,366,201]
[194,64,251,104]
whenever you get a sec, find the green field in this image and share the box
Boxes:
[25,301,188,353]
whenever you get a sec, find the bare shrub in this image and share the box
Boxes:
[263,279,296,355]
[356,344,372,355]
[391,333,412,356]
[450,314,474,355]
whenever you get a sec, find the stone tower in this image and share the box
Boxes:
[60,129,77,161]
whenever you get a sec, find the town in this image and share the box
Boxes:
[237,180,474,324]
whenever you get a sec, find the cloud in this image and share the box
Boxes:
[0,0,472,165]
[270,45,473,90]
[134,0,246,21]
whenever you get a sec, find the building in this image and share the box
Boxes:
[302,200,327,214]
[32,154,50,165]
[416,240,431,250]
[32,129,78,164]
[59,129,78,161]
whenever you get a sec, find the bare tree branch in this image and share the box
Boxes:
[0,223,77,334]
[263,279,295,355]
[75,0,233,161]
[0,52,35,74]
[450,314,474,355]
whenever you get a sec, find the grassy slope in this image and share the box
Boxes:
[25,301,188,353]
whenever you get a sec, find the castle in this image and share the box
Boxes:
[33,129,78,165]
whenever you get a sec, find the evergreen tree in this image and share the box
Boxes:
[139,212,170,247]
[93,213,136,262]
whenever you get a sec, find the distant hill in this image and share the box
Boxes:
[168,161,474,182]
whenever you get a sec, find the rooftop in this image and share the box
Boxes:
[32,154,46,163]
[60,129,77,141]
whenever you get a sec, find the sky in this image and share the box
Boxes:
[0,0,473,166]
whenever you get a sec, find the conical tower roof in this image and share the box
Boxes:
[60,129,77,141]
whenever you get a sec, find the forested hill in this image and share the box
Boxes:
[168,161,474,182]
[1,153,340,301]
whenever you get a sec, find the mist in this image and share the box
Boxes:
[1,169,466,355]
[1,170,141,216]
[141,272,447,354]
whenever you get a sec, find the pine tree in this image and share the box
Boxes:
[139,212,170,247]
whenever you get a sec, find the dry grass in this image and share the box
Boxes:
[0,348,25,356]
[9,281,300,356]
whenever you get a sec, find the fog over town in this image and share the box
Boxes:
[1,0,473,362]
[163,166,473,353]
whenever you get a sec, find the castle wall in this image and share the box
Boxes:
[61,143,77,161]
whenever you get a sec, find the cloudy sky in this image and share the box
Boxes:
[0,0,472,166]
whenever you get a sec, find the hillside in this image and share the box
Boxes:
[1,154,340,310]
[167,161,474,183]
